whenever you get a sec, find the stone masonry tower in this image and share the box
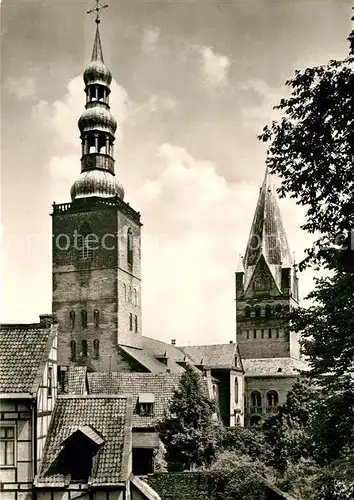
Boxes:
[52,11,142,371]
[235,169,300,360]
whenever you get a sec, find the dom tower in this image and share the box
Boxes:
[52,9,142,372]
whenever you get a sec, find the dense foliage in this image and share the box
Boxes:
[158,365,220,470]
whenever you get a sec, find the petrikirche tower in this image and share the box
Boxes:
[52,4,142,371]
[236,169,300,360]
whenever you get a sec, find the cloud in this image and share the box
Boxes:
[32,76,129,147]
[239,79,287,132]
[141,27,160,54]
[7,77,37,101]
[199,47,231,88]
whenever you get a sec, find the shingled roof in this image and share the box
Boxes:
[87,372,182,428]
[68,365,87,395]
[35,395,133,487]
[180,343,242,370]
[243,357,309,377]
[0,322,56,395]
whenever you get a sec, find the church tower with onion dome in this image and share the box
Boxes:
[52,6,142,372]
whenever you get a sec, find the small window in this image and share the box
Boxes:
[82,340,88,357]
[246,330,250,340]
[70,311,75,329]
[134,289,137,306]
[129,313,133,331]
[255,305,261,318]
[244,306,251,318]
[48,366,53,398]
[261,329,264,339]
[81,310,87,329]
[123,283,127,301]
[134,315,138,333]
[276,329,279,339]
[94,309,99,327]
[0,426,15,466]
[275,304,282,315]
[268,328,272,339]
[265,305,272,318]
[127,228,133,265]
[139,403,154,417]
[129,286,132,303]
[93,339,99,359]
[251,390,262,407]
[70,340,76,360]
[253,329,257,339]
[267,390,279,407]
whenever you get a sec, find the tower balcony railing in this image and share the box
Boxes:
[247,405,279,415]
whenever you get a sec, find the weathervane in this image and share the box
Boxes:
[87,0,108,24]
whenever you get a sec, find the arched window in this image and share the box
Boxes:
[268,328,272,339]
[134,315,138,333]
[70,340,76,360]
[129,286,132,303]
[77,223,93,260]
[244,306,251,318]
[275,304,282,315]
[251,390,262,407]
[123,284,127,301]
[127,228,133,265]
[265,304,272,319]
[267,390,279,407]
[134,289,137,306]
[93,339,99,359]
[261,329,264,339]
[253,329,257,339]
[81,310,87,329]
[255,305,261,318]
[246,330,250,339]
[253,272,271,291]
[129,313,133,331]
[69,311,75,329]
[82,340,88,357]
[94,309,99,327]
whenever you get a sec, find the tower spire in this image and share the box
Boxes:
[70,1,124,202]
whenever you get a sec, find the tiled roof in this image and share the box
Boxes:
[243,357,309,377]
[142,336,197,373]
[87,372,182,428]
[119,345,167,373]
[35,395,133,487]
[68,365,87,395]
[180,343,240,369]
[0,324,55,394]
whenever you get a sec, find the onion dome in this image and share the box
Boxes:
[83,23,112,86]
[71,170,124,201]
[78,105,117,135]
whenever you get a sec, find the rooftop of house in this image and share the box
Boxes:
[68,365,87,395]
[35,395,133,488]
[0,317,56,395]
[180,342,242,370]
[87,372,183,428]
[243,357,309,377]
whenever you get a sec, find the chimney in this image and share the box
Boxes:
[39,314,54,328]
[171,339,176,346]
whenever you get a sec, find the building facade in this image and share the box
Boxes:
[235,170,307,425]
[0,316,58,500]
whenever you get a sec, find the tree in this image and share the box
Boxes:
[259,18,354,383]
[158,365,221,470]
[258,17,354,498]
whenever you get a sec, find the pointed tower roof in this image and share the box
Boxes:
[244,168,292,270]
[91,23,104,62]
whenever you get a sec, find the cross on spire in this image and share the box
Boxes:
[87,0,108,24]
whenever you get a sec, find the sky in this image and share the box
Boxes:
[1,0,352,345]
